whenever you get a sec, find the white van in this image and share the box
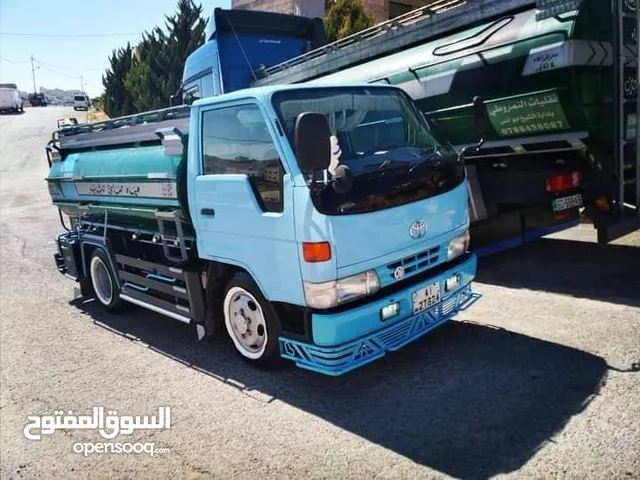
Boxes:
[73,95,90,111]
[0,87,24,113]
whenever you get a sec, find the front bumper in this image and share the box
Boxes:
[278,254,480,376]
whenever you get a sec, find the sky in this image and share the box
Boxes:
[0,0,230,97]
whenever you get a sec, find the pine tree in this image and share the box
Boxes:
[324,0,376,43]
[102,43,136,117]
[161,0,207,103]
[104,0,207,115]
[127,0,206,110]
[124,27,167,112]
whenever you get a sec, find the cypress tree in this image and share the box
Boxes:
[102,43,136,117]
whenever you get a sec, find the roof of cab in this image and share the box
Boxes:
[191,82,401,108]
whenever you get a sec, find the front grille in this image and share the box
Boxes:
[386,245,441,280]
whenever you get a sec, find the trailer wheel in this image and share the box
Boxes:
[222,272,282,367]
[89,250,126,313]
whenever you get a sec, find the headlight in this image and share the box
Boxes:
[304,270,380,309]
[447,230,470,261]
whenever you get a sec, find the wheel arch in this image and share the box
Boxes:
[203,260,274,334]
[80,240,122,288]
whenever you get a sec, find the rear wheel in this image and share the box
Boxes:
[89,250,126,313]
[222,272,282,367]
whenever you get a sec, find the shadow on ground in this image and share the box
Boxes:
[476,237,640,307]
[71,296,608,480]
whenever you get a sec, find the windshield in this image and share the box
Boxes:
[271,86,464,215]
[74,96,85,101]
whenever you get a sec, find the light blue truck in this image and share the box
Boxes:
[46,12,482,376]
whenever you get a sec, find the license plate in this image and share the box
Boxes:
[552,193,583,212]
[412,282,442,314]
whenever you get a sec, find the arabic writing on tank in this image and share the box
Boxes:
[75,182,178,199]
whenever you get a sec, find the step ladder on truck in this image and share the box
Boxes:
[247,0,640,251]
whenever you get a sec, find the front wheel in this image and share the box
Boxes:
[222,272,282,368]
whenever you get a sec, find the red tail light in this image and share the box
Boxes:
[545,171,582,193]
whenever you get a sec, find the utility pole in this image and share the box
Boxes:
[80,75,84,93]
[30,55,37,93]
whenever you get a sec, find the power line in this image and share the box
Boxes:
[36,63,83,79]
[0,31,141,38]
[33,58,105,73]
[0,56,31,63]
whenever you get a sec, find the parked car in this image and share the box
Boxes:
[73,95,90,111]
[29,93,47,107]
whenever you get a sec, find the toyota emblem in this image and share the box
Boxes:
[409,220,427,239]
[393,266,405,280]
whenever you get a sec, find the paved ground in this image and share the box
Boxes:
[1,107,639,479]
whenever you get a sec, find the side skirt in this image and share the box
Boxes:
[114,254,207,340]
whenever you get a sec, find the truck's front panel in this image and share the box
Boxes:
[282,254,477,375]
[267,85,479,375]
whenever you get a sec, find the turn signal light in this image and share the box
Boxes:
[545,172,582,193]
[302,242,332,263]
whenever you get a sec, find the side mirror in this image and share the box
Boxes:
[472,96,487,141]
[459,96,487,162]
[294,112,331,173]
[183,91,196,106]
[170,90,184,107]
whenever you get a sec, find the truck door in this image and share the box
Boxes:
[189,100,302,303]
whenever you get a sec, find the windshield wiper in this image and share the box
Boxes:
[408,148,443,174]
[361,143,406,157]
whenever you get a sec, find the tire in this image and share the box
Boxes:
[222,272,282,368]
[89,249,126,313]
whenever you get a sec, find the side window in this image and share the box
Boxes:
[202,104,284,212]
[200,73,216,98]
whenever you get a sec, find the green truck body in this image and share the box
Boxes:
[252,0,639,245]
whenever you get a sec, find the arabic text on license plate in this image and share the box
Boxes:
[412,282,441,315]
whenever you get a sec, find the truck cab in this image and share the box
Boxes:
[47,83,480,375]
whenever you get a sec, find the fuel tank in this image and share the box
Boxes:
[45,107,192,235]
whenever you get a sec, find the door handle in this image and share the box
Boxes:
[201,208,215,217]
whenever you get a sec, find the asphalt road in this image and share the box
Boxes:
[1,106,639,479]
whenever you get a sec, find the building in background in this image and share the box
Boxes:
[231,0,325,18]
[231,0,428,23]
[361,0,429,23]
